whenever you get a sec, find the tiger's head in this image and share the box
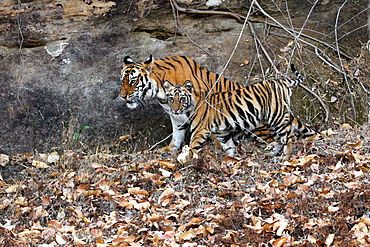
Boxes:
[164,80,195,115]
[119,55,155,109]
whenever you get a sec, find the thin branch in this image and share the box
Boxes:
[171,0,353,60]
[299,84,330,123]
[315,47,343,73]
[169,0,215,68]
[16,0,25,105]
[251,0,352,60]
[359,81,370,95]
[334,0,356,121]
[248,21,279,74]
[249,22,330,124]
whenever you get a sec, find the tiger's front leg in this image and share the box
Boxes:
[177,128,210,163]
[159,114,188,152]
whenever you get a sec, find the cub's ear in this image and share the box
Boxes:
[123,56,134,66]
[184,80,193,92]
[163,80,173,91]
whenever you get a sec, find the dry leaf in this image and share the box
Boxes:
[0,154,9,166]
[127,187,149,196]
[328,205,340,212]
[325,233,335,246]
[32,160,49,168]
[346,140,363,149]
[355,216,370,226]
[119,134,131,141]
[5,185,18,193]
[340,123,352,130]
[158,160,176,169]
[56,233,68,245]
[143,171,157,179]
[321,129,336,136]
[15,197,28,206]
[0,198,12,210]
[307,235,317,243]
[173,172,183,181]
[98,179,111,191]
[158,188,175,206]
[47,152,60,163]
[159,168,172,178]
[177,228,197,241]
[134,201,150,211]
[271,237,288,247]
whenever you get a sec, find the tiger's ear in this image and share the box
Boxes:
[184,80,193,92]
[163,80,173,91]
[143,55,154,72]
[123,56,134,66]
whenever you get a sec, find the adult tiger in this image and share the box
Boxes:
[163,65,316,162]
[119,55,273,151]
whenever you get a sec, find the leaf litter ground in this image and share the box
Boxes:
[1,124,370,246]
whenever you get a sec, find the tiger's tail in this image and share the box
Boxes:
[288,64,305,87]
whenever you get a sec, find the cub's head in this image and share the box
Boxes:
[164,80,195,115]
[119,55,154,109]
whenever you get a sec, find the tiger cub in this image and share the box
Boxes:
[164,65,316,162]
[164,81,276,144]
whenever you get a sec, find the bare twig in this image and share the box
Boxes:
[171,0,331,124]
[315,47,343,73]
[248,21,279,75]
[16,0,25,105]
[299,84,330,123]
[359,81,370,95]
[171,0,353,60]
[249,23,330,124]
[169,0,216,70]
[334,0,356,122]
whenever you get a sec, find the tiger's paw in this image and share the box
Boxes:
[158,145,171,153]
[177,145,198,163]
[158,144,178,153]
[177,145,191,163]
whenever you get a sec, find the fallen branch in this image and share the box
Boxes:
[170,0,244,23]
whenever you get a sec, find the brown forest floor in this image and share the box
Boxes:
[1,123,370,246]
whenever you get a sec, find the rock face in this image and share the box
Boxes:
[0,0,367,154]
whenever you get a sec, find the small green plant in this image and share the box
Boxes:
[73,124,90,141]
[138,127,153,136]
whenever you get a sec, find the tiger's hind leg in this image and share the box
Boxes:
[218,134,237,157]
[281,131,295,160]
[270,115,314,160]
[269,112,294,160]
[291,116,317,140]
[270,130,294,160]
